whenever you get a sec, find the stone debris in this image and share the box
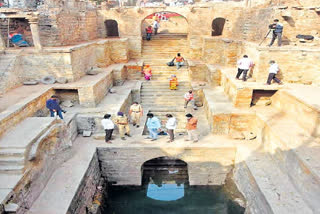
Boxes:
[87,66,102,75]
[23,80,38,85]
[41,76,56,84]
[61,100,74,108]
[83,130,92,137]
[109,88,116,93]
[4,203,19,212]
[56,77,68,84]
[242,131,257,140]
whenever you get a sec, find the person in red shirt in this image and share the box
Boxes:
[174,53,185,69]
[146,26,153,41]
[185,113,198,143]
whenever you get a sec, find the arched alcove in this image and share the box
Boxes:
[141,156,188,201]
[141,12,188,37]
[104,19,119,37]
[211,17,226,36]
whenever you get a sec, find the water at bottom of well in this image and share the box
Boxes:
[103,183,245,214]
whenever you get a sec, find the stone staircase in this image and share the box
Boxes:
[235,90,320,213]
[139,36,192,133]
[0,117,56,204]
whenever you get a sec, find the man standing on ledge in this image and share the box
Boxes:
[268,19,283,47]
[266,60,283,85]
[129,102,143,128]
[185,113,198,143]
[46,95,64,119]
[115,112,131,140]
[236,55,254,81]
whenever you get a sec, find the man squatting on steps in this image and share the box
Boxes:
[184,90,197,110]
[129,102,143,128]
[114,112,131,140]
[236,55,254,81]
[101,114,114,144]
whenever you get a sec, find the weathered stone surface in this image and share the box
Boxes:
[61,100,74,108]
[23,81,38,85]
[56,77,68,84]
[4,203,18,212]
[83,130,92,137]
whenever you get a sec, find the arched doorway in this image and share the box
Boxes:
[104,19,119,37]
[211,18,226,36]
[141,12,188,39]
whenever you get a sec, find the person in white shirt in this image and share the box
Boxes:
[165,114,177,143]
[266,60,283,85]
[153,20,160,35]
[101,114,115,144]
[236,55,254,81]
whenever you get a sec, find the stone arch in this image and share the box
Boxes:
[104,19,119,37]
[211,17,226,36]
[141,11,188,36]
[141,156,189,185]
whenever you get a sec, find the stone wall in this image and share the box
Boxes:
[67,152,101,214]
[202,37,243,66]
[37,0,99,47]
[97,5,244,58]
[141,16,188,34]
[19,39,128,82]
[98,146,236,186]
[244,44,320,84]
[0,87,54,137]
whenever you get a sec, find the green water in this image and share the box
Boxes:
[103,158,245,214]
[103,183,245,214]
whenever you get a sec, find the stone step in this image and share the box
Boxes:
[0,148,25,158]
[236,147,313,214]
[144,106,185,112]
[257,107,320,212]
[141,93,185,97]
[0,117,56,149]
[0,165,24,174]
[0,157,24,166]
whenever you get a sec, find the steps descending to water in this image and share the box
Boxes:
[139,36,192,133]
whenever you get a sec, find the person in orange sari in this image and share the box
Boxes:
[169,74,178,90]
[143,65,152,81]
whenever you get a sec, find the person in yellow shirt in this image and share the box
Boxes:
[114,112,131,140]
[169,74,178,90]
[129,102,143,128]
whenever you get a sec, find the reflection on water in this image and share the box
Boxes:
[103,157,245,214]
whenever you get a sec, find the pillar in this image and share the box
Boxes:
[28,17,42,50]
[0,28,5,50]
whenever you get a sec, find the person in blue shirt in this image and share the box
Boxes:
[46,95,64,119]
[269,19,283,47]
[146,113,161,141]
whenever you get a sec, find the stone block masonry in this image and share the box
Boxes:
[98,146,236,186]
[67,153,101,214]
[19,39,129,83]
